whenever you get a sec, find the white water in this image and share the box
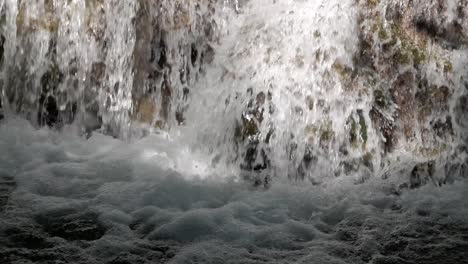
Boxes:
[0,118,467,263]
[1,0,467,179]
[186,0,364,179]
[0,0,468,263]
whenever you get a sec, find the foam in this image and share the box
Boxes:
[0,119,467,263]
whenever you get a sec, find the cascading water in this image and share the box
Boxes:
[0,0,467,263]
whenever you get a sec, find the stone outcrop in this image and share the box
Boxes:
[0,0,220,136]
[346,0,468,185]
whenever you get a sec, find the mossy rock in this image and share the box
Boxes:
[361,152,373,169]
[410,46,427,67]
[319,121,335,145]
[236,91,269,141]
[332,62,353,79]
[388,23,428,67]
[154,120,165,129]
[242,117,258,138]
[418,144,449,158]
[366,0,380,8]
[135,96,157,124]
[378,22,389,40]
[393,47,411,65]
[304,124,318,142]
[16,4,59,34]
[374,89,387,108]
[430,86,451,104]
[443,60,453,73]
[304,121,335,146]
[85,0,105,8]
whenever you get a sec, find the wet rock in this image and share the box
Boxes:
[38,95,59,127]
[135,96,157,124]
[0,34,4,64]
[156,38,168,70]
[160,78,172,126]
[16,3,59,35]
[240,140,269,172]
[410,161,435,189]
[414,14,468,50]
[431,116,453,139]
[415,81,452,120]
[4,0,221,138]
[337,159,361,176]
[191,43,198,66]
[295,145,319,181]
[334,153,373,181]
[80,100,102,138]
[175,108,185,125]
[201,44,215,65]
[333,61,353,83]
[370,107,397,153]
[374,89,388,109]
[91,62,106,85]
[36,209,106,241]
[348,109,368,149]
[236,90,272,181]
[36,63,78,128]
[38,65,64,127]
[353,31,375,70]
[444,146,468,182]
[391,71,416,139]
[455,95,468,133]
[355,0,460,163]
[319,121,335,148]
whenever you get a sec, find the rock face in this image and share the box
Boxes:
[343,0,468,185]
[354,0,465,154]
[0,0,220,136]
[228,0,468,186]
[130,0,219,130]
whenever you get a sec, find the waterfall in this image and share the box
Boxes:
[0,1,467,263]
[0,0,467,186]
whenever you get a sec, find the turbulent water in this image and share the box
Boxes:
[0,0,467,263]
[0,118,467,263]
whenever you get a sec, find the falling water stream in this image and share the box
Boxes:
[0,0,467,263]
